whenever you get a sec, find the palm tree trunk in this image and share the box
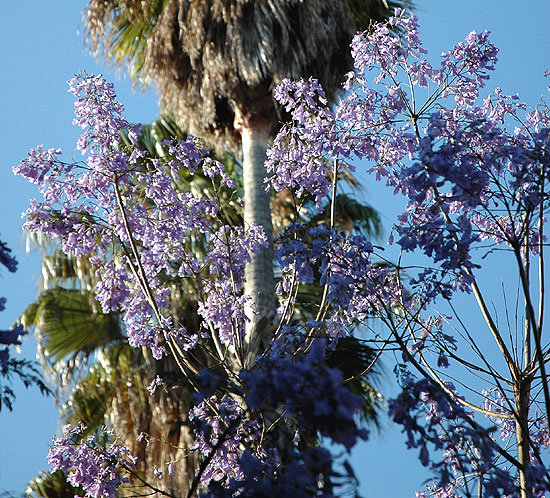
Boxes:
[240,117,276,365]
[110,371,198,498]
[113,289,203,498]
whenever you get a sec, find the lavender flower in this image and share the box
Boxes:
[48,424,136,498]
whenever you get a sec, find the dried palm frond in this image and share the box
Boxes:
[85,0,409,151]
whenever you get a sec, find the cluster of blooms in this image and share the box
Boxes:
[483,387,550,457]
[276,224,413,338]
[189,394,277,486]
[482,389,516,442]
[242,339,369,450]
[15,7,550,498]
[197,224,268,345]
[267,79,336,210]
[47,423,136,498]
[266,9,550,498]
[190,342,364,497]
[0,240,17,273]
[0,324,26,368]
[14,74,267,358]
[269,9,550,302]
[199,446,338,498]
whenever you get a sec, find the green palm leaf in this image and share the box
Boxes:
[308,193,382,236]
[27,470,83,498]
[21,287,122,364]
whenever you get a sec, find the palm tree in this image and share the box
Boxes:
[84,0,408,351]
[24,118,383,498]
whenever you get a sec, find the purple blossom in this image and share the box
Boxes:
[242,340,368,451]
[482,389,515,442]
[0,324,25,346]
[146,375,164,395]
[67,73,128,155]
[189,394,273,487]
[48,424,136,498]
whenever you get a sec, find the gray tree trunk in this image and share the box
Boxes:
[241,122,275,365]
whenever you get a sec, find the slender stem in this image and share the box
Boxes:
[386,306,515,419]
[312,158,339,326]
[477,473,483,498]
[538,201,545,337]
[512,240,550,425]
[342,338,387,382]
[468,273,519,380]
[114,180,159,319]
[524,231,532,372]
[122,465,179,498]
[514,377,532,498]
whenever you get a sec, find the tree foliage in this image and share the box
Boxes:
[0,240,50,411]
[15,9,550,498]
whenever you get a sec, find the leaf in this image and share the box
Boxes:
[22,288,123,364]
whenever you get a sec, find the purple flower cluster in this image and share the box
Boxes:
[0,323,27,370]
[389,378,517,497]
[267,79,336,210]
[189,394,274,486]
[242,340,368,450]
[200,446,337,498]
[268,9,550,302]
[68,74,128,155]
[276,225,411,335]
[482,389,515,442]
[14,73,267,357]
[198,225,268,345]
[48,423,136,498]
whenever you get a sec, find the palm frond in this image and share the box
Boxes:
[21,287,123,365]
[85,0,167,83]
[27,470,83,498]
[346,0,412,30]
[310,193,382,236]
[62,365,113,432]
[326,336,384,425]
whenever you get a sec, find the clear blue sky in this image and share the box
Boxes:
[1,1,549,496]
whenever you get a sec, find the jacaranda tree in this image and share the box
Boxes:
[84,0,406,349]
[14,9,550,498]
[22,118,381,498]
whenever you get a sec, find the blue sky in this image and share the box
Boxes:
[1,1,550,496]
